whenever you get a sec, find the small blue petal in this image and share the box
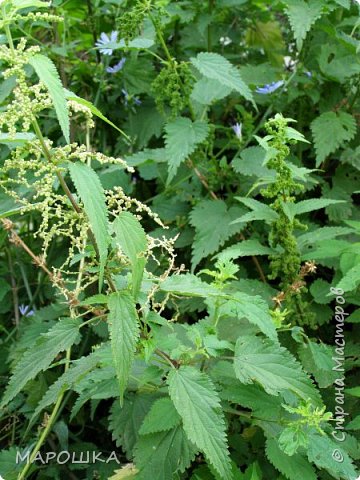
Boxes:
[95,31,119,56]
[106,58,126,74]
[231,122,242,139]
[256,80,284,94]
[19,304,34,317]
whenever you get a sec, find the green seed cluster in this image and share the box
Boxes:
[116,0,151,44]
[151,61,194,117]
[261,114,305,289]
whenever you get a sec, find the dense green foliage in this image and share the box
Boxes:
[0,0,360,479]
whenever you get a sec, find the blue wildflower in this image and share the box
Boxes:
[95,31,118,56]
[106,58,126,74]
[19,304,34,317]
[305,71,312,78]
[122,89,141,108]
[231,122,242,140]
[256,80,284,94]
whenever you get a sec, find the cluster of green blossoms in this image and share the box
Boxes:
[151,61,194,117]
[0,34,176,302]
[116,0,152,43]
[261,115,317,327]
[261,114,305,288]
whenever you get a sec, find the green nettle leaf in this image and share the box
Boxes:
[0,318,81,408]
[108,292,140,404]
[311,111,357,167]
[298,341,337,388]
[297,226,354,251]
[223,292,277,341]
[216,240,275,262]
[164,117,209,181]
[161,273,225,298]
[234,336,321,405]
[285,0,324,50]
[191,77,232,105]
[336,263,360,292]
[232,197,279,224]
[168,366,233,480]
[112,211,147,298]
[109,394,158,457]
[64,89,129,140]
[191,52,254,104]
[68,161,110,286]
[307,434,358,480]
[13,0,50,10]
[29,54,69,143]
[190,199,245,269]
[0,132,35,146]
[139,397,181,435]
[134,426,197,480]
[109,465,138,480]
[32,352,99,421]
[220,383,282,421]
[284,199,346,220]
[266,438,317,480]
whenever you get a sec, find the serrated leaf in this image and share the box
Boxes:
[139,397,181,434]
[307,433,358,480]
[134,426,197,480]
[32,352,99,421]
[29,54,69,143]
[234,336,321,405]
[13,0,50,11]
[311,112,357,167]
[298,341,337,388]
[0,132,35,146]
[190,199,245,269]
[164,117,209,181]
[108,292,139,404]
[191,77,232,105]
[168,366,232,480]
[266,438,317,480]
[109,394,158,457]
[220,383,282,421]
[64,89,129,140]
[112,211,147,298]
[161,273,225,298]
[223,292,277,341]
[282,199,346,222]
[309,279,332,304]
[109,465,138,480]
[232,146,270,178]
[1,318,81,408]
[297,226,354,250]
[191,52,254,105]
[285,0,324,50]
[216,240,275,262]
[290,199,346,217]
[233,197,279,224]
[336,263,360,292]
[68,161,110,287]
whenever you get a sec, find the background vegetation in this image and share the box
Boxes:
[0,0,360,479]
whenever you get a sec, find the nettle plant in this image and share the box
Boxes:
[0,1,359,480]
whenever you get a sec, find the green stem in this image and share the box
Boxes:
[4,23,15,54]
[149,12,173,63]
[31,119,81,213]
[18,349,71,480]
